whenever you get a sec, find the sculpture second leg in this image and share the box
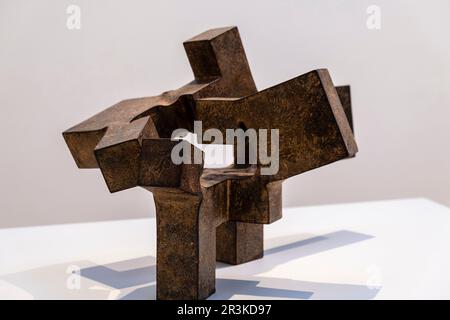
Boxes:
[216,221,263,265]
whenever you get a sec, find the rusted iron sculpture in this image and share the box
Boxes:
[63,26,357,300]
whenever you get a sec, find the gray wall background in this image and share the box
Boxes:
[1,0,449,228]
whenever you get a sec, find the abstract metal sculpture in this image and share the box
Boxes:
[63,26,357,300]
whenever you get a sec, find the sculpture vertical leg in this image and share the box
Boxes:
[153,190,216,300]
[216,221,263,265]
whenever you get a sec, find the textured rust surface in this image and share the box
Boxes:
[216,221,264,265]
[63,26,357,300]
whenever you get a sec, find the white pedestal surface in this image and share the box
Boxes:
[1,198,449,300]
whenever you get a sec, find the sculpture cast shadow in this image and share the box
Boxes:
[0,229,377,299]
[80,230,378,300]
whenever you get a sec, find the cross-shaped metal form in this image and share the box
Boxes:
[63,26,357,300]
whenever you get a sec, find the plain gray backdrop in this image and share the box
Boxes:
[1,0,449,228]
